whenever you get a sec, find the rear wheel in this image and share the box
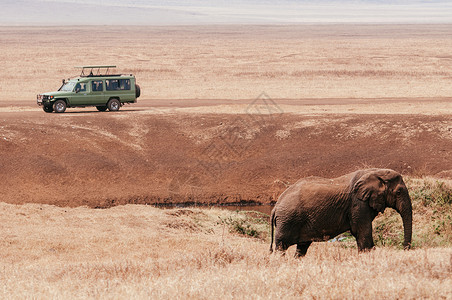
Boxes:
[43,105,53,113]
[96,106,108,112]
[135,84,141,98]
[53,100,66,113]
[107,99,120,111]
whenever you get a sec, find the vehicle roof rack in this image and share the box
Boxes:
[76,65,117,77]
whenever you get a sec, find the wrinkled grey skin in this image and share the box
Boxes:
[269,169,412,256]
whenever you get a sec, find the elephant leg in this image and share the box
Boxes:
[295,241,312,257]
[351,220,374,251]
[275,240,289,256]
[350,204,376,252]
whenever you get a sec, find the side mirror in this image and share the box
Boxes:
[62,79,66,84]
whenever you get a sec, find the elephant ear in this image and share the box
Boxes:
[353,172,387,212]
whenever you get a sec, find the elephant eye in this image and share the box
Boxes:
[396,189,402,195]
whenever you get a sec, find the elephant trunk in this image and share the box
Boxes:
[396,196,413,250]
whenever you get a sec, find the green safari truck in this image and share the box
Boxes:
[37,66,141,113]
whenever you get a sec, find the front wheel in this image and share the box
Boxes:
[43,105,53,113]
[53,100,66,113]
[107,99,120,112]
[96,106,108,112]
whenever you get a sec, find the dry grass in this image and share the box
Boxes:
[1,25,452,102]
[0,203,450,298]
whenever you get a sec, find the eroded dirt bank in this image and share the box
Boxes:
[1,104,451,208]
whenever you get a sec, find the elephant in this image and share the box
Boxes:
[269,169,412,256]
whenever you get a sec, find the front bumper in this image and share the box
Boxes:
[37,95,53,106]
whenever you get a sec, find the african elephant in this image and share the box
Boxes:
[269,169,412,256]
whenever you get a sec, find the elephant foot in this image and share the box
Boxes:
[295,241,312,257]
[274,241,289,257]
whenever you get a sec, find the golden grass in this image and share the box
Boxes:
[0,203,450,298]
[1,25,452,102]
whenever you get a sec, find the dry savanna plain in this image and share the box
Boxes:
[0,25,451,298]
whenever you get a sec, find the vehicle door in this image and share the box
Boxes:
[68,81,89,105]
[89,80,106,105]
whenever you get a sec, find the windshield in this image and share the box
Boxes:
[59,81,76,92]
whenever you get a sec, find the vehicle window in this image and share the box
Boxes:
[106,79,119,91]
[60,81,76,92]
[74,82,87,92]
[92,80,103,92]
[120,79,131,90]
[106,79,131,91]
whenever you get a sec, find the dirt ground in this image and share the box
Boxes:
[1,97,451,208]
[0,25,452,207]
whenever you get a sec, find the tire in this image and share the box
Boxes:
[135,84,141,98]
[53,100,66,113]
[43,105,53,113]
[107,98,120,111]
[96,106,108,112]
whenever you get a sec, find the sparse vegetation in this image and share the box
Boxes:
[0,203,450,298]
[410,178,452,207]
[217,210,269,240]
[408,178,452,247]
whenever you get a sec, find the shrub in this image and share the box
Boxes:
[409,179,452,207]
[217,211,269,240]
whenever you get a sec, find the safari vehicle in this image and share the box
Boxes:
[37,66,141,113]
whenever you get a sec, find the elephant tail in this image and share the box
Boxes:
[269,207,276,253]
